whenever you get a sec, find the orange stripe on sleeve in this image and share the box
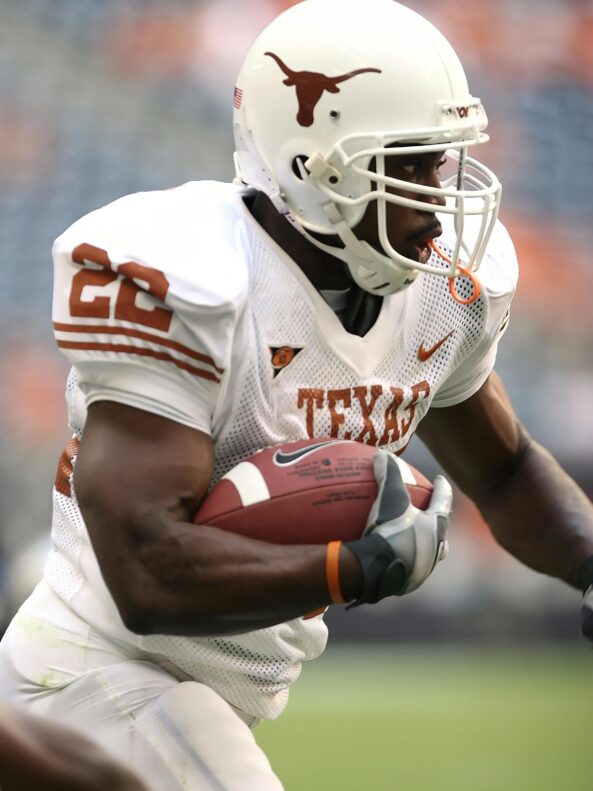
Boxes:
[53,322,224,373]
[56,340,221,383]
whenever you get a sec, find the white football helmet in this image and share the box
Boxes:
[233,0,502,296]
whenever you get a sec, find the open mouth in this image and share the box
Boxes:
[414,241,432,265]
[410,222,442,265]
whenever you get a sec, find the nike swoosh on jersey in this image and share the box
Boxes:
[417,330,455,362]
[272,439,346,466]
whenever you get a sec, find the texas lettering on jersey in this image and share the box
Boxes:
[297,381,430,447]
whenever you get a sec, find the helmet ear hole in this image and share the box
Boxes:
[291,155,309,180]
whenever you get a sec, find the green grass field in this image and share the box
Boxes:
[255,645,592,791]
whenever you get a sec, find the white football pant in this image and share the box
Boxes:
[0,583,284,791]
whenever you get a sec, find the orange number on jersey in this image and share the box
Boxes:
[70,243,173,331]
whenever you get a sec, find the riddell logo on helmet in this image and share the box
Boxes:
[445,103,482,119]
[265,52,381,127]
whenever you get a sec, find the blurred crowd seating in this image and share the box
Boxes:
[0,0,590,635]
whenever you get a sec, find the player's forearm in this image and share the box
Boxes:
[475,437,593,588]
[105,518,362,635]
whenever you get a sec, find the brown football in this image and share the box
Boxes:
[194,438,433,544]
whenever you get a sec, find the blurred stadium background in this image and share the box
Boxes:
[1,0,592,787]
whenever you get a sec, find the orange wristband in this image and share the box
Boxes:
[326,540,346,604]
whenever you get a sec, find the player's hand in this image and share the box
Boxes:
[345,450,453,605]
[581,585,593,645]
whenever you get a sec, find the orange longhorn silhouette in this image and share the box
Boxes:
[265,52,381,127]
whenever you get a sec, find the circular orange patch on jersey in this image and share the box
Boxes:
[271,346,295,369]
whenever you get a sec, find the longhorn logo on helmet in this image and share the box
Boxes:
[265,52,381,127]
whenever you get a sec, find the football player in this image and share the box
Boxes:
[1,1,592,789]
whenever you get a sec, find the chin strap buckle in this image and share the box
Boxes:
[305,153,341,186]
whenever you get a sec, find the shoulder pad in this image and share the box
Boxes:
[53,181,252,309]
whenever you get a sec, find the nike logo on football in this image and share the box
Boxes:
[273,440,344,466]
[417,331,455,362]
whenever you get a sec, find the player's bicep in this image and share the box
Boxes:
[75,400,213,523]
[417,371,527,500]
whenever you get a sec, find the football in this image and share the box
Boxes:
[194,438,433,544]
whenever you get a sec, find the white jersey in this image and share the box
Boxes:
[45,180,517,720]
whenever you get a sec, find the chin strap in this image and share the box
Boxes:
[429,240,481,305]
[287,212,409,295]
[319,203,417,295]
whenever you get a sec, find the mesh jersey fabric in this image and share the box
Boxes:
[43,180,517,720]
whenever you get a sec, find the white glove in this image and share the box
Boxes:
[345,450,453,604]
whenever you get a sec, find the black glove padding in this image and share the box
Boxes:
[345,450,453,605]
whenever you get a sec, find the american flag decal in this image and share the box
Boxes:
[233,86,243,109]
